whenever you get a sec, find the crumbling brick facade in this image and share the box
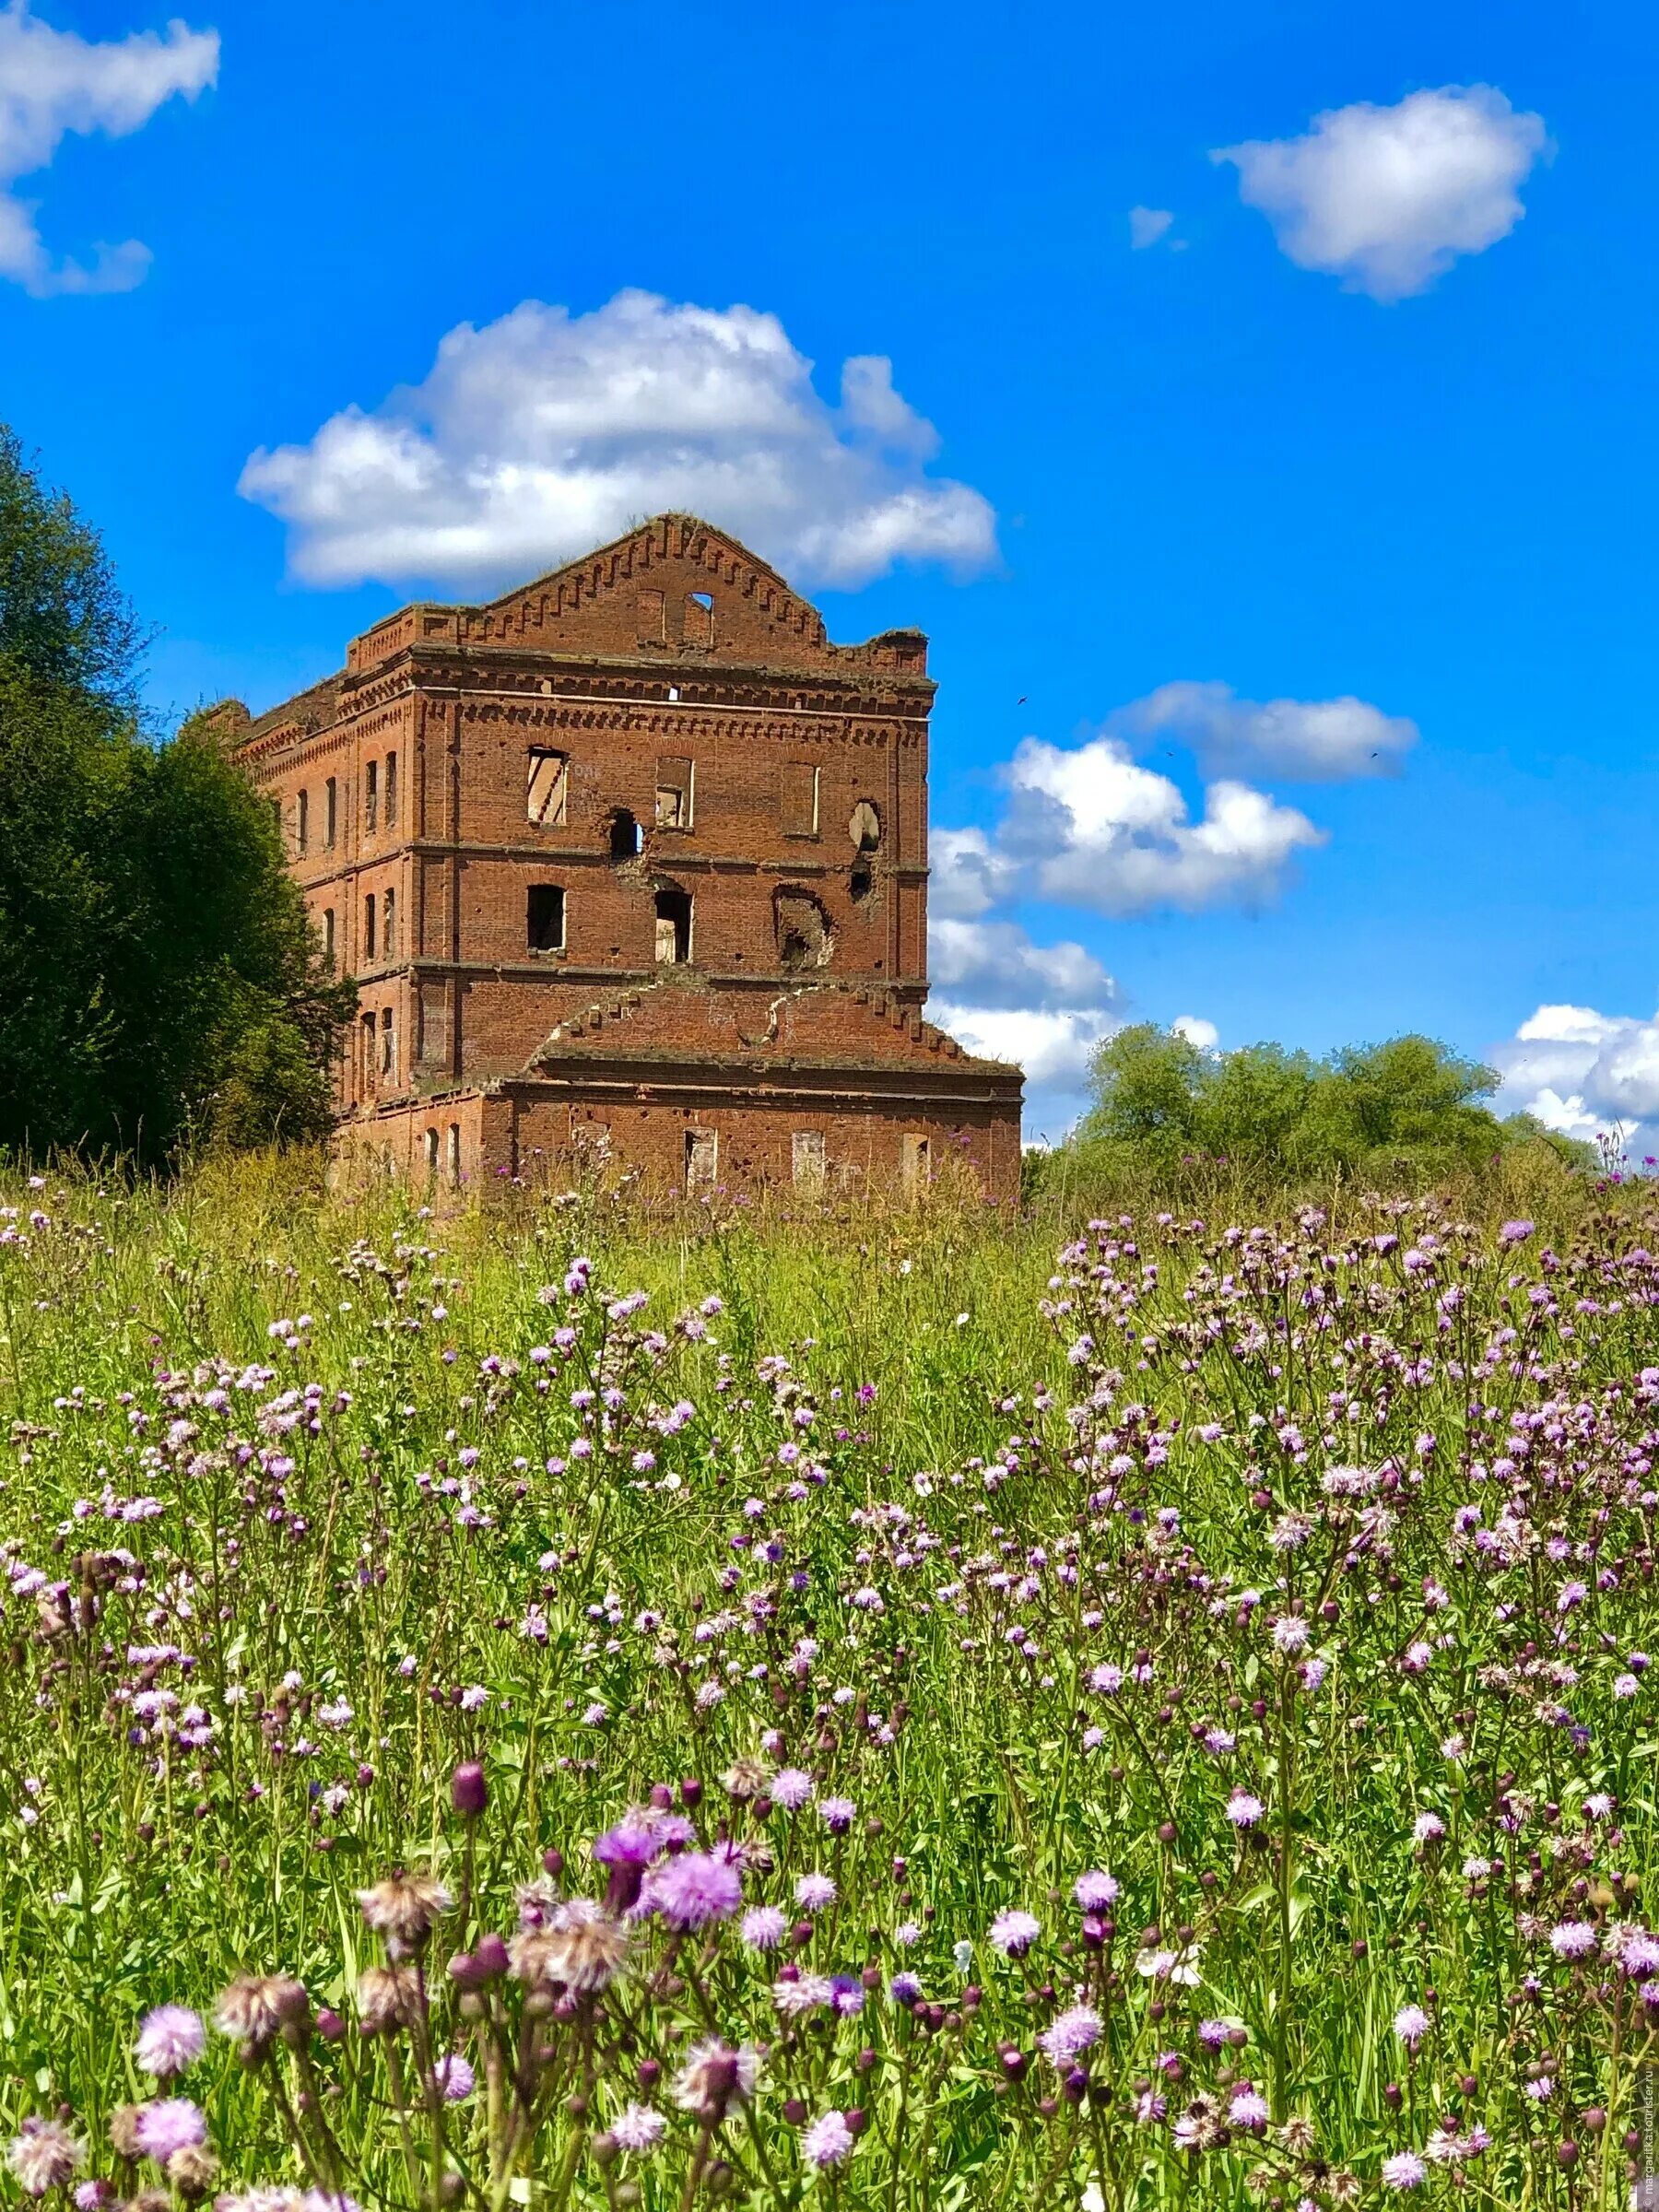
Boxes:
[237,514,1023,1199]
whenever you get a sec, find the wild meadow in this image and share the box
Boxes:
[1,1155,1657,2211]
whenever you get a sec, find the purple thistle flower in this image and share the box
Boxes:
[1073,1870,1119,1912]
[1393,2004,1430,2047]
[1228,2082,1268,2130]
[794,1871,836,1911]
[432,2053,475,2101]
[133,2100,206,2163]
[771,1769,814,1810]
[646,1851,741,1930]
[818,1796,857,1835]
[801,2111,855,2168]
[740,1905,788,1951]
[1382,2150,1427,2189]
[988,1908,1041,1959]
[135,2005,205,2078]
[1549,1921,1597,1959]
[1038,2004,1101,2067]
[609,2103,665,2153]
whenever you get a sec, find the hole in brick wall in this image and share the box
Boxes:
[608,808,642,860]
[527,885,566,952]
[684,591,713,649]
[850,861,874,904]
[850,800,882,853]
[775,888,832,971]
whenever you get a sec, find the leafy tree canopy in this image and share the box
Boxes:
[1076,1022,1590,1183]
[0,429,353,1165]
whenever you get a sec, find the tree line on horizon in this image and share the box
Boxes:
[1031,1021,1595,1193]
[0,425,352,1167]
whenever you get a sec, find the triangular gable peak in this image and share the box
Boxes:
[345,515,928,679]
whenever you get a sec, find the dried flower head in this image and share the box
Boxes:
[355,1966,420,2037]
[8,2119,84,2197]
[671,2038,760,2121]
[357,1873,452,1949]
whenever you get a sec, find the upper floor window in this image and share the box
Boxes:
[527,884,566,952]
[685,591,713,649]
[527,747,568,827]
[654,888,691,965]
[364,759,378,832]
[363,891,377,961]
[383,886,397,960]
[322,907,335,966]
[325,777,338,849]
[384,751,398,830]
[637,588,665,645]
[655,756,693,830]
[297,787,310,854]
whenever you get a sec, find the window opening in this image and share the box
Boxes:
[527,748,568,826]
[527,884,566,952]
[363,892,377,961]
[365,759,378,832]
[775,888,831,971]
[655,756,693,830]
[609,807,642,860]
[685,1126,718,1191]
[654,888,692,964]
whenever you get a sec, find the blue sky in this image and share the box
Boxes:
[6,0,1659,1143]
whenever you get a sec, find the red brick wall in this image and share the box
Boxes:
[345,1081,1021,1206]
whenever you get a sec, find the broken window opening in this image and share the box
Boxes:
[380,1007,395,1080]
[424,1127,439,1177]
[609,807,643,860]
[325,777,337,849]
[684,591,714,648]
[446,1124,462,1185]
[297,787,310,854]
[527,884,567,952]
[655,755,693,830]
[322,907,335,966]
[527,747,568,827]
[363,892,377,961]
[850,861,874,904]
[385,751,398,829]
[775,888,831,971]
[365,759,378,833]
[849,799,882,853]
[382,887,397,960]
[685,1126,718,1192]
[654,888,692,965]
[359,1010,375,1093]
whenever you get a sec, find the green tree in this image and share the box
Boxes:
[1191,1041,1319,1167]
[1082,1023,1205,1159]
[0,429,353,1164]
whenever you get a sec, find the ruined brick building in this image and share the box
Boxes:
[234,514,1023,1197]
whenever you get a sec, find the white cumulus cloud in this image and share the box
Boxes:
[928,914,1122,1140]
[0,2,218,296]
[1493,1001,1659,1153]
[1001,734,1324,917]
[239,289,998,594]
[1214,85,1549,301]
[1121,678,1418,781]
